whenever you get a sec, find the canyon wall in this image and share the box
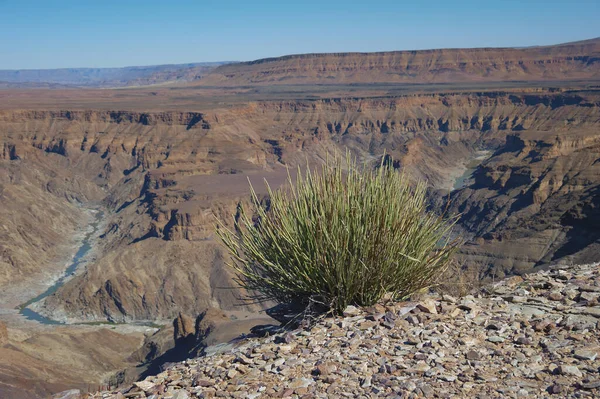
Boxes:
[1,91,599,322]
[0,150,106,288]
[449,128,600,278]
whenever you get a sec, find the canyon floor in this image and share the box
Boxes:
[1,38,599,398]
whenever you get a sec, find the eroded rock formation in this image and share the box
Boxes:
[1,91,599,324]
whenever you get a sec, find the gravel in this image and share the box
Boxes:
[75,262,600,398]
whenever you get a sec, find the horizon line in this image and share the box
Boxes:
[1,36,597,72]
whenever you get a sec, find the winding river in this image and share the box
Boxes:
[18,209,104,324]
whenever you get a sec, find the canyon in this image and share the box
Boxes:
[0,38,599,398]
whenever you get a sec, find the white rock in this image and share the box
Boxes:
[417,299,438,314]
[343,305,361,317]
[558,365,583,377]
[134,381,155,392]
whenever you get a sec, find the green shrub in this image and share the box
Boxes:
[217,152,460,314]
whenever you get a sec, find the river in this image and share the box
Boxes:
[18,209,104,324]
[452,150,492,190]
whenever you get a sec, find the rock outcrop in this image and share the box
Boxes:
[88,262,600,398]
[174,313,196,343]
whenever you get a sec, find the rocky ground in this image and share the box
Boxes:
[60,262,600,399]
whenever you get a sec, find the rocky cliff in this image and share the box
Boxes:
[0,150,105,287]
[448,128,600,279]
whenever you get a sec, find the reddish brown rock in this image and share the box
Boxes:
[173,313,195,342]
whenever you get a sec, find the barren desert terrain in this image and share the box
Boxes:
[1,38,600,397]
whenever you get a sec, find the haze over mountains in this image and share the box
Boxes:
[2,38,599,88]
[1,37,600,398]
[0,62,229,88]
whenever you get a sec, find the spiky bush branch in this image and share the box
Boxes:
[217,152,460,314]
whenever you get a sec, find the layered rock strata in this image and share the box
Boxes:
[203,38,600,86]
[1,92,599,323]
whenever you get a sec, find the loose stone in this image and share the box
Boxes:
[86,262,600,399]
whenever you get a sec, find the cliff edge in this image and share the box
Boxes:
[76,262,600,398]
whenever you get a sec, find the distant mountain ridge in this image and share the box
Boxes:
[201,37,600,85]
[0,62,231,88]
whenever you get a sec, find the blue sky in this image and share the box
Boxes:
[0,0,598,69]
